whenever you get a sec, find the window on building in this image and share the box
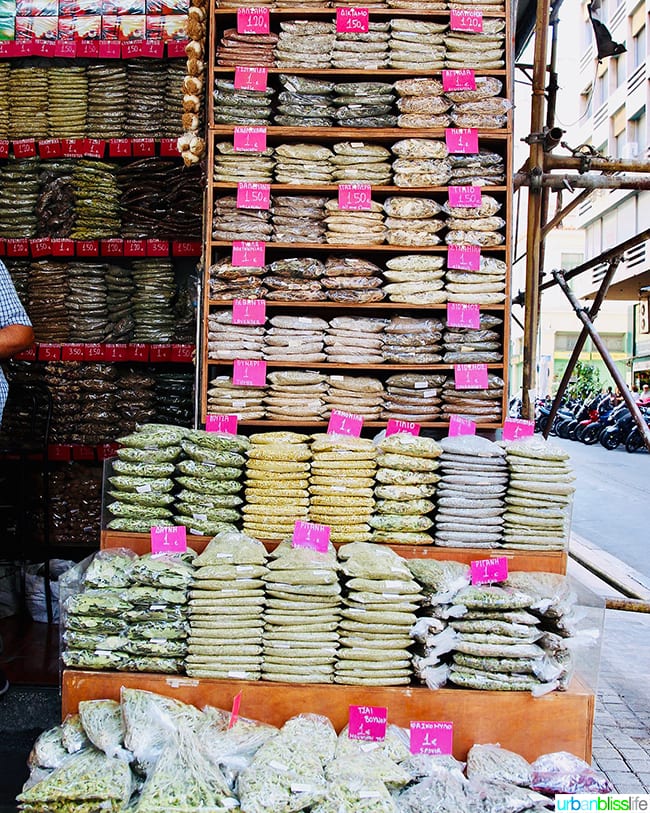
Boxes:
[633,24,646,68]
[581,86,594,118]
[631,108,647,156]
[613,107,626,157]
[601,333,626,353]
[586,220,602,259]
[596,69,609,107]
[560,253,584,270]
[615,53,626,86]
[555,332,580,352]
[617,196,637,241]
[603,210,617,247]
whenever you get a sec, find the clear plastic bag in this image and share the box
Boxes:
[466,744,532,786]
[78,700,131,761]
[530,751,613,794]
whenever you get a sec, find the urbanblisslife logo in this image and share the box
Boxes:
[556,796,650,811]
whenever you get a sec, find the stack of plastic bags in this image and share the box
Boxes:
[382,315,443,363]
[214,141,275,183]
[384,196,445,247]
[264,369,327,421]
[331,141,392,184]
[441,373,504,423]
[263,313,327,363]
[332,22,390,70]
[206,374,267,420]
[389,19,446,70]
[324,374,385,420]
[207,309,265,361]
[381,372,446,423]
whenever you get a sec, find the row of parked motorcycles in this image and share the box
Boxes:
[534,394,650,452]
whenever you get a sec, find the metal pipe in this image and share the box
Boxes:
[541,188,592,236]
[545,153,650,173]
[605,598,650,613]
[553,269,650,452]
[515,172,650,190]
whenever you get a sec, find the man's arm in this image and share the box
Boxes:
[0,323,34,360]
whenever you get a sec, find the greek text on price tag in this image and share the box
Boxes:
[232,240,266,268]
[232,298,266,325]
[502,418,535,441]
[292,520,331,553]
[445,127,479,154]
[454,363,489,390]
[471,556,508,585]
[336,7,369,33]
[349,706,387,741]
[338,183,372,211]
[237,6,270,33]
[327,409,363,437]
[206,414,238,435]
[233,358,267,386]
[234,66,268,91]
[237,182,271,210]
[450,8,483,32]
[151,525,187,556]
[447,243,481,271]
[447,302,480,329]
[386,419,420,437]
[410,721,453,755]
[448,414,476,436]
[233,126,267,153]
[448,185,482,208]
[442,69,476,92]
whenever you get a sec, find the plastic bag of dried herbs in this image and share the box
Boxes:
[78,699,131,761]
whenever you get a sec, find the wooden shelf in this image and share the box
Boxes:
[208,300,507,311]
[209,240,506,252]
[210,183,509,194]
[213,7,507,18]
[213,66,508,79]
[209,126,512,141]
[61,669,593,762]
[206,360,505,371]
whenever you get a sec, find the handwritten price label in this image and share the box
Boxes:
[234,66,268,91]
[232,298,266,325]
[410,722,453,755]
[338,183,372,211]
[292,520,331,553]
[386,419,420,437]
[327,409,363,437]
[448,185,482,208]
[233,126,267,153]
[502,418,535,441]
[349,706,387,742]
[445,127,479,154]
[237,6,270,34]
[151,525,187,556]
[442,69,476,92]
[336,7,369,33]
[447,244,481,271]
[206,414,238,435]
[237,182,271,210]
[233,358,267,387]
[471,556,509,585]
[448,414,477,436]
[447,302,481,329]
[450,9,483,32]
[232,240,266,268]
[454,363,489,390]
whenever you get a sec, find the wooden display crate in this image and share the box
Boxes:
[62,669,594,762]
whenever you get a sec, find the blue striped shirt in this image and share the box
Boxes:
[0,260,32,422]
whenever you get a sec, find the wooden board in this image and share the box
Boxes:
[61,669,594,762]
[100,531,567,573]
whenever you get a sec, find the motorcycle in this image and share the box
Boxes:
[565,394,601,441]
[580,398,616,445]
[624,406,650,453]
[599,404,635,450]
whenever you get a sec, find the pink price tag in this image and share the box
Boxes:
[234,66,268,91]
[410,722,454,756]
[229,691,243,729]
[233,358,267,387]
[502,418,535,441]
[151,525,188,556]
[442,69,476,92]
[237,6,270,34]
[292,520,331,553]
[335,7,369,33]
[448,414,476,437]
[233,126,267,153]
[232,298,266,325]
[447,302,481,329]
[237,182,271,210]
[445,128,479,154]
[447,243,481,271]
[338,183,372,211]
[454,363,489,390]
[349,706,387,742]
[471,556,509,585]
[448,185,482,208]
[327,409,363,438]
[232,241,266,268]
[206,414,238,435]
[386,419,420,437]
[450,8,483,32]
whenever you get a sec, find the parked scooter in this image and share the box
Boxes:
[580,396,616,445]
[599,403,635,450]
[624,406,650,453]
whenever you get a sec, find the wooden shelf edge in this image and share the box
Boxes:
[207,300,507,310]
[208,126,511,141]
[213,7,508,17]
[209,241,507,252]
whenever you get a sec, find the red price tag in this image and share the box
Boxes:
[448,186,482,208]
[37,343,61,361]
[336,7,369,33]
[48,444,72,461]
[232,298,266,325]
[0,141,8,159]
[167,39,188,58]
[97,442,119,461]
[292,520,331,553]
[132,138,155,157]
[84,344,104,361]
[98,41,122,58]
[159,138,180,157]
[104,344,129,361]
[233,126,267,153]
[32,41,56,57]
[327,409,363,437]
[206,414,238,434]
[234,66,268,91]
[502,419,535,441]
[10,42,33,57]
[128,344,149,362]
[446,302,481,329]
[232,240,265,268]
[55,40,77,58]
[147,239,169,256]
[30,238,51,258]
[447,244,481,271]
[442,69,476,93]
[61,344,85,361]
[349,706,387,742]
[72,445,96,461]
[6,239,29,257]
[229,690,243,729]
[445,128,479,154]
[85,139,106,159]
[448,414,476,437]
[172,241,201,256]
[122,41,146,58]
[471,556,508,585]
[50,238,75,257]
[149,344,172,362]
[410,722,453,755]
[101,239,124,257]
[124,239,147,257]
[61,138,86,158]
[13,345,36,361]
[170,344,194,362]
[77,39,100,58]
[385,419,420,437]
[0,43,12,57]
[109,139,132,157]
[12,139,36,158]
[237,182,271,210]
[338,183,372,211]
[237,6,269,34]
[76,240,99,256]
[454,363,489,390]
[151,525,188,556]
[140,40,164,58]
[38,139,62,159]
[450,8,483,32]
[232,358,266,387]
